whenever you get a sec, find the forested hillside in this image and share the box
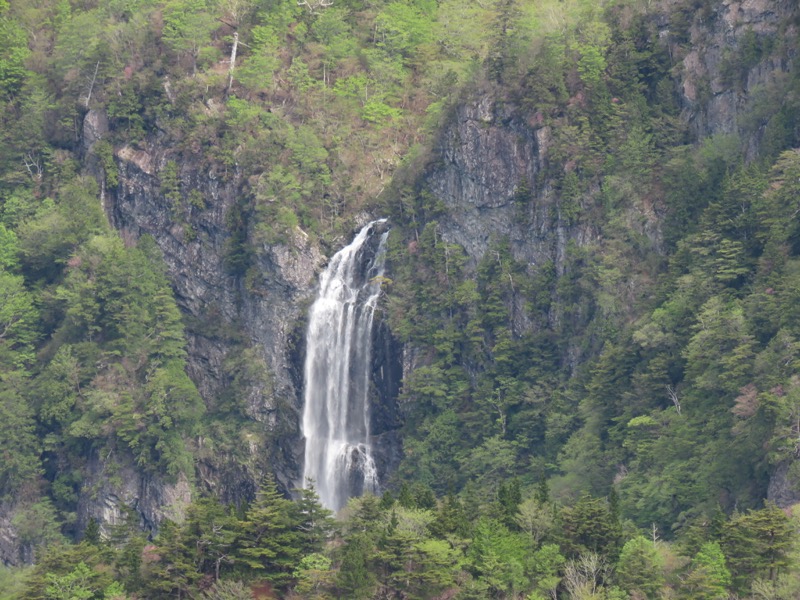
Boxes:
[3,0,800,597]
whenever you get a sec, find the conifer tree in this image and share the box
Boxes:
[294,480,336,555]
[561,494,622,558]
[235,474,302,588]
[336,533,376,600]
[615,536,665,599]
[680,541,731,600]
[430,492,471,540]
[141,519,199,600]
[497,478,522,529]
[184,496,238,581]
[722,503,794,591]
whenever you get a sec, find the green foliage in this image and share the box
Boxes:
[561,495,622,558]
[92,142,118,189]
[0,384,41,496]
[0,565,31,600]
[140,519,200,598]
[49,234,203,475]
[17,178,105,281]
[12,500,66,555]
[162,0,218,73]
[183,496,238,580]
[467,518,529,597]
[200,579,253,600]
[293,553,334,599]
[0,268,37,366]
[375,2,433,63]
[0,11,30,99]
[44,562,98,600]
[235,474,302,587]
[681,541,731,600]
[722,504,795,592]
[615,536,665,599]
[3,4,800,599]
[294,482,336,555]
[527,543,565,599]
[335,533,376,599]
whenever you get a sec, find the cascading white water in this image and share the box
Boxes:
[302,220,389,511]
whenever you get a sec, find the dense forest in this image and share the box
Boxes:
[3,0,800,597]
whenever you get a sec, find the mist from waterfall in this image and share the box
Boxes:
[301,220,389,511]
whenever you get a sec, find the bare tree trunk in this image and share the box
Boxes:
[667,384,681,415]
[83,61,100,109]
[227,32,239,93]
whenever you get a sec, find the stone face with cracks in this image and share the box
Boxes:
[107,139,325,498]
[428,93,554,267]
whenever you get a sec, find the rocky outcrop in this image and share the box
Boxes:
[668,0,797,151]
[428,93,561,268]
[77,453,192,538]
[37,121,323,530]
[767,460,800,508]
[428,0,799,271]
[0,504,22,566]
[370,318,404,486]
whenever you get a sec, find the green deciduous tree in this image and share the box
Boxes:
[0,8,29,99]
[527,543,565,599]
[0,268,37,367]
[293,553,334,599]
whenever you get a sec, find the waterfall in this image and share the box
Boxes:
[302,220,389,511]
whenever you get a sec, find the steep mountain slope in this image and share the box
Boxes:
[1,0,800,579]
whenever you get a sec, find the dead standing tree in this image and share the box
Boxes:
[297,0,333,14]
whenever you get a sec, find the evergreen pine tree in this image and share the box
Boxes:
[83,518,100,546]
[722,503,794,591]
[336,533,376,600]
[235,474,302,588]
[615,536,665,599]
[294,480,336,555]
[680,541,731,600]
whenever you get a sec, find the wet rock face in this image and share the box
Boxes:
[93,138,402,526]
[0,507,22,566]
[370,318,404,485]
